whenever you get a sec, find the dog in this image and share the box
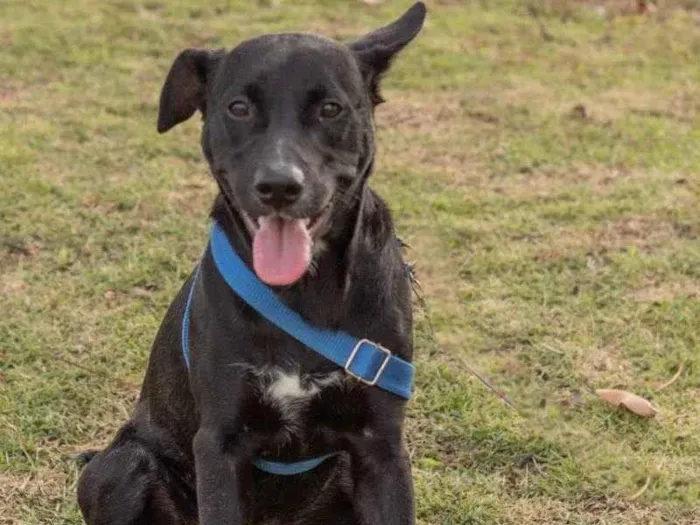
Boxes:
[77,3,426,524]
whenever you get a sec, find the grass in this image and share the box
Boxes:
[1,0,699,523]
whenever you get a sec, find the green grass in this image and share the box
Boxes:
[2,0,699,523]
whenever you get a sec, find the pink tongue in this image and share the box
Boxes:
[252,217,312,286]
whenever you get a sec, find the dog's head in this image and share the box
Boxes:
[157,3,426,286]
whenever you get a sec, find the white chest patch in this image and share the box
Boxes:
[266,370,342,403]
[262,369,343,433]
[252,368,345,439]
[267,371,320,401]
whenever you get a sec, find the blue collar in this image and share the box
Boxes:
[181,221,415,475]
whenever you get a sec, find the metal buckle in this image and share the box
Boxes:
[344,339,392,386]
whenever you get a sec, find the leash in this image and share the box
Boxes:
[406,263,518,411]
[181,221,415,475]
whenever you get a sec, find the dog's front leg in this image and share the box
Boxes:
[351,433,415,525]
[193,426,250,525]
[192,380,254,525]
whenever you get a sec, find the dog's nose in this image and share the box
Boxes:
[254,164,304,209]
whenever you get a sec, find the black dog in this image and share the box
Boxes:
[77,3,426,524]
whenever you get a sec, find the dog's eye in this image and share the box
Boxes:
[228,100,252,120]
[319,102,342,120]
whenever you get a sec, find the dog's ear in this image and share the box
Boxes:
[349,2,426,105]
[157,49,224,133]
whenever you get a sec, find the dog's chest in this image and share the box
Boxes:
[253,368,345,431]
[266,369,341,406]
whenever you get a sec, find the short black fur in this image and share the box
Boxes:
[77,3,426,524]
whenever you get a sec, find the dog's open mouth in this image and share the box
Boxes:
[241,208,330,286]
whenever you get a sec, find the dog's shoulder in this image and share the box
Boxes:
[356,186,399,255]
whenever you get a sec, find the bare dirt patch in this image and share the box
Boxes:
[376,92,462,132]
[595,87,700,124]
[577,342,633,384]
[594,218,677,248]
[626,279,700,302]
[375,91,491,180]
[0,273,28,296]
[490,166,653,199]
[548,217,682,253]
[0,88,18,106]
[1,238,43,271]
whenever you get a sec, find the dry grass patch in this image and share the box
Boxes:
[0,272,29,297]
[0,467,75,525]
[576,342,634,384]
[595,87,700,124]
[502,496,667,525]
[488,166,652,199]
[376,91,491,180]
[625,279,700,302]
[376,91,463,132]
[540,217,686,256]
[594,218,678,249]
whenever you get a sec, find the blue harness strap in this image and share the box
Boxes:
[208,222,415,399]
[181,221,415,475]
[181,263,201,369]
[252,453,336,476]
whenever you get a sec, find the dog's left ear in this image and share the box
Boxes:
[349,2,426,105]
[157,49,224,133]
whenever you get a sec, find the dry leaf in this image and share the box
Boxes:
[596,389,658,418]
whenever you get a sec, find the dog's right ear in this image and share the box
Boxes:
[157,49,224,133]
